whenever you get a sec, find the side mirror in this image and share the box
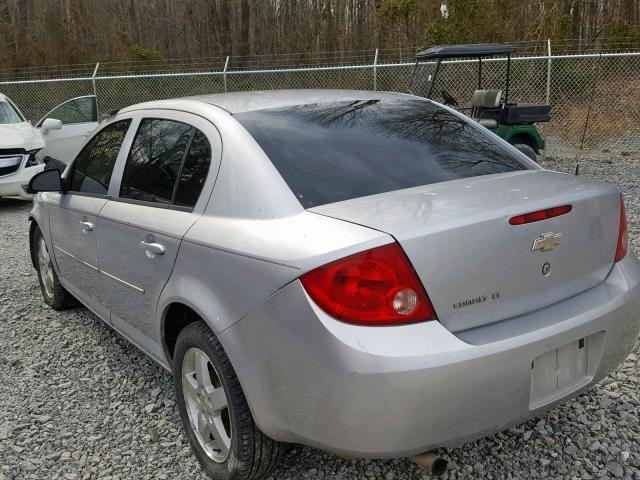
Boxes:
[28,168,65,193]
[41,118,63,134]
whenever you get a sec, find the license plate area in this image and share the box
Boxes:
[530,332,604,409]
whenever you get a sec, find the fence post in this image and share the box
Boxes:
[580,52,603,150]
[545,39,551,105]
[223,56,230,93]
[373,48,379,91]
[92,62,100,116]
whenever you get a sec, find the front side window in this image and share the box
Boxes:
[119,119,211,208]
[0,101,23,124]
[68,120,131,195]
[40,96,96,126]
[236,99,530,208]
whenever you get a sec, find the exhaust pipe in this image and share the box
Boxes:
[409,452,448,476]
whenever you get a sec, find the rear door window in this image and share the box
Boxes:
[235,99,530,208]
[119,119,211,209]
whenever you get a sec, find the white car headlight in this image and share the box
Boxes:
[0,155,23,168]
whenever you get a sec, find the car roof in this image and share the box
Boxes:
[415,43,515,60]
[120,89,422,115]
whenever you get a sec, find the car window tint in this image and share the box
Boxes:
[46,97,96,125]
[119,119,194,205]
[68,120,131,195]
[173,130,212,208]
[0,101,23,124]
[235,99,530,208]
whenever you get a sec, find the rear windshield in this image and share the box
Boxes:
[235,99,529,208]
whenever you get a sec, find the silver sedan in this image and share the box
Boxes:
[27,90,640,479]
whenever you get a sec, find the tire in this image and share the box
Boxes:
[32,225,74,310]
[174,321,283,480]
[512,143,537,162]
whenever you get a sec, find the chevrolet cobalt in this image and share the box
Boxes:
[28,90,640,480]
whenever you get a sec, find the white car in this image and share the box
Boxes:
[0,94,98,200]
[36,95,99,165]
[0,94,46,200]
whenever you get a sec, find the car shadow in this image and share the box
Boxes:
[0,198,32,210]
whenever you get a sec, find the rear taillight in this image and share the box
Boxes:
[615,194,628,263]
[300,243,436,326]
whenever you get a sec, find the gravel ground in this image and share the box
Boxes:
[1,150,639,480]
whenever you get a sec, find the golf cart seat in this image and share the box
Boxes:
[470,89,552,125]
[471,89,502,108]
[471,89,503,123]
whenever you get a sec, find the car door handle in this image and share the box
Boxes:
[78,221,94,232]
[140,241,165,257]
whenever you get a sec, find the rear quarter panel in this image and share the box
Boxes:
[156,211,392,354]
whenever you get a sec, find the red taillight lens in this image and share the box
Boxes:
[509,205,572,225]
[615,194,628,263]
[300,243,436,326]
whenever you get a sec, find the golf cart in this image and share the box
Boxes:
[409,43,551,160]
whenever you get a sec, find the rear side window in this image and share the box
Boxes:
[174,130,212,207]
[235,99,529,208]
[68,120,131,195]
[119,119,211,209]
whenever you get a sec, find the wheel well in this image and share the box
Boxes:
[163,303,202,361]
[509,133,539,153]
[28,219,38,268]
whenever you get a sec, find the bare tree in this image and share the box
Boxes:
[0,0,638,71]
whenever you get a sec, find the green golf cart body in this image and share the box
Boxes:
[409,43,551,160]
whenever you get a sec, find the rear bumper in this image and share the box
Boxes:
[0,163,44,199]
[220,253,640,458]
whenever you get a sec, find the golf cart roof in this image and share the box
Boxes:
[416,43,515,60]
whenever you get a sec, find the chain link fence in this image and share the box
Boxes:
[1,47,639,154]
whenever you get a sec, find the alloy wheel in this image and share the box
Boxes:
[37,237,55,299]
[181,347,232,463]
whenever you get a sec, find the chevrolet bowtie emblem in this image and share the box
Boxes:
[532,232,562,252]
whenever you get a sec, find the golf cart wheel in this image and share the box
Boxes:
[174,321,284,480]
[512,143,537,162]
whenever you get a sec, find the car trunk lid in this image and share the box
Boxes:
[310,170,621,333]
